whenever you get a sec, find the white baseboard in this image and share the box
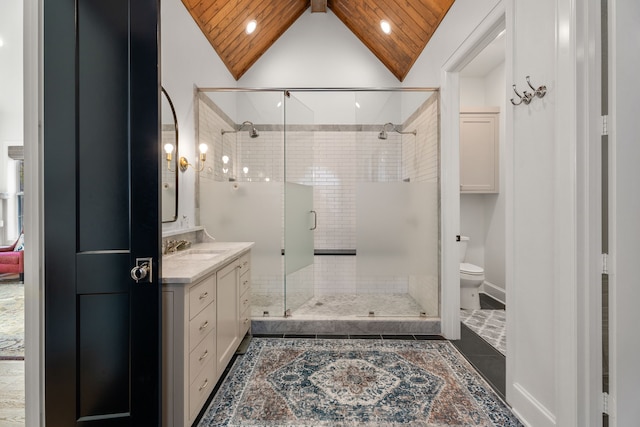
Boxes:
[481,280,506,305]
[510,382,556,427]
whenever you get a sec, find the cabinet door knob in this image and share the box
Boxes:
[199,350,209,362]
[199,292,209,300]
[199,379,209,392]
[199,320,209,331]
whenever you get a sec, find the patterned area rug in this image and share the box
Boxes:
[198,338,522,426]
[460,310,506,356]
[0,283,24,360]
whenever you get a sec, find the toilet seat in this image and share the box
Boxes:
[460,262,484,275]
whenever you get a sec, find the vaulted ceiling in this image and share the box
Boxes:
[181,0,455,81]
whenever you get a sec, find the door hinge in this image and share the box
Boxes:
[603,391,609,415]
[602,115,608,136]
[602,253,609,275]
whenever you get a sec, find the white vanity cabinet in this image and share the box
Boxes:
[162,247,252,427]
[460,109,500,193]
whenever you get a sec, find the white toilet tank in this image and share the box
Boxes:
[459,236,470,262]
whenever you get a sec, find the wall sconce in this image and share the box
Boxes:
[164,143,176,171]
[175,143,209,172]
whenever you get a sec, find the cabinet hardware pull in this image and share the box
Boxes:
[200,321,209,331]
[199,292,208,300]
[199,350,209,361]
[244,318,249,324]
[199,379,209,391]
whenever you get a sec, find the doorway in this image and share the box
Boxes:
[454,23,508,400]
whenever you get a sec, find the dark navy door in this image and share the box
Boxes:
[43,0,160,425]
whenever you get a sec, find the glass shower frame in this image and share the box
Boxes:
[196,87,441,319]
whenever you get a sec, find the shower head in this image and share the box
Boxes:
[221,120,260,138]
[378,122,394,140]
[378,122,416,140]
[242,121,259,138]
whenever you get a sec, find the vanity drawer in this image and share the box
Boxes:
[189,276,215,320]
[239,272,251,297]
[189,356,216,420]
[189,303,215,351]
[238,252,251,275]
[189,330,215,386]
[239,292,251,314]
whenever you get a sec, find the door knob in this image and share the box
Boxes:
[131,257,153,283]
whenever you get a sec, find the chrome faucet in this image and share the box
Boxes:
[164,239,191,254]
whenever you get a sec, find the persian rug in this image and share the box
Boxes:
[0,283,24,360]
[460,310,506,356]
[198,338,523,426]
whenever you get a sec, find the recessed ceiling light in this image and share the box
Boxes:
[246,20,257,35]
[355,102,361,109]
[380,20,391,35]
[0,38,4,47]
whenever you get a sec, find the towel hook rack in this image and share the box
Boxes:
[511,76,547,106]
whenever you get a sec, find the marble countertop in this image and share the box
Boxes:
[161,241,254,284]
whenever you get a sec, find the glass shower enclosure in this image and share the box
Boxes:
[197,88,440,320]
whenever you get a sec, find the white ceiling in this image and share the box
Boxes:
[460,32,506,77]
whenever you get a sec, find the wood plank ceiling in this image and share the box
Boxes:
[181,0,455,81]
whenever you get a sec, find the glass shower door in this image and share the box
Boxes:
[283,92,315,314]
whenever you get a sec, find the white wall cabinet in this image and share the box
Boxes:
[460,109,499,193]
[162,250,251,427]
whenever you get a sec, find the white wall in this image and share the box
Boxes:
[508,0,558,422]
[0,0,23,149]
[460,194,486,267]
[161,0,236,233]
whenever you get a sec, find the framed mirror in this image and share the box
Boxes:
[161,87,179,222]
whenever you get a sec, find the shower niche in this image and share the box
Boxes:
[197,88,440,326]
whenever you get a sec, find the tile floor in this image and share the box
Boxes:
[452,294,506,400]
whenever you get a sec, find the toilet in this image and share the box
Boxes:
[459,236,485,310]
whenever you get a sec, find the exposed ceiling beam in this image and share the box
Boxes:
[311,0,327,13]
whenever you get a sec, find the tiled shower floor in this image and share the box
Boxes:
[294,293,425,318]
[253,292,425,319]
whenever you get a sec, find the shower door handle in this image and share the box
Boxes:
[310,210,317,231]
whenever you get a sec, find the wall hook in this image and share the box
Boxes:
[510,84,533,106]
[526,75,547,98]
[510,85,522,105]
